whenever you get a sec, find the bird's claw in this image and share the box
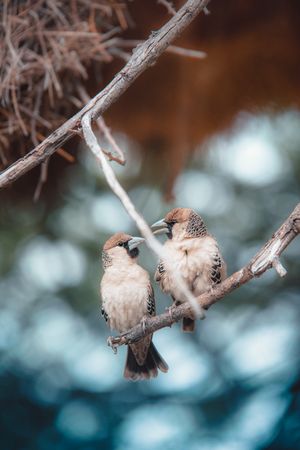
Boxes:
[165,304,177,320]
[107,336,118,354]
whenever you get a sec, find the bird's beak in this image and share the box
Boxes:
[151,218,169,235]
[128,236,145,251]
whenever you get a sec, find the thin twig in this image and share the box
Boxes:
[56,148,75,163]
[109,47,131,62]
[166,45,206,59]
[109,38,207,59]
[272,257,287,278]
[157,0,177,15]
[36,132,75,163]
[0,0,210,189]
[33,158,49,202]
[96,117,126,165]
[78,85,126,165]
[108,203,300,347]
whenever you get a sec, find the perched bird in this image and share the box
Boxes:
[152,208,226,332]
[100,232,168,381]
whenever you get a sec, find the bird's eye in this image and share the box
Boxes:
[118,242,123,247]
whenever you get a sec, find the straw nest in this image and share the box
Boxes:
[0,0,130,169]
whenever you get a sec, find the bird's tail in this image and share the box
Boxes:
[124,342,168,381]
[182,317,195,332]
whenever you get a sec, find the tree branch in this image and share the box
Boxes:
[108,203,300,349]
[0,0,209,189]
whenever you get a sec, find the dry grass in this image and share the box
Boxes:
[0,0,130,168]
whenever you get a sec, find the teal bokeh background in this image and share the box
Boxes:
[1,111,300,449]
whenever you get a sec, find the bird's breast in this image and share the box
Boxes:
[101,269,149,333]
[160,237,219,298]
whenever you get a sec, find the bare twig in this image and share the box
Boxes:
[81,112,205,319]
[109,38,207,59]
[109,47,131,62]
[157,0,177,15]
[0,0,210,189]
[108,203,300,348]
[35,132,75,163]
[56,148,75,163]
[96,117,126,165]
[33,158,49,202]
[272,257,287,278]
[99,146,126,165]
[166,45,206,59]
[78,85,126,165]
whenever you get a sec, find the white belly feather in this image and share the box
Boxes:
[101,265,149,333]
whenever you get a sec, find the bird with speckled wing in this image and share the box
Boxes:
[152,208,227,332]
[100,232,168,381]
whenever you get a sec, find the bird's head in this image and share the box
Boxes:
[102,232,145,268]
[151,208,207,240]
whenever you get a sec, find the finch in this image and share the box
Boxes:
[100,232,168,380]
[152,208,226,332]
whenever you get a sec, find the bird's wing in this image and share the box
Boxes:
[210,253,226,286]
[147,283,156,316]
[128,284,156,365]
[154,260,165,282]
[101,305,109,323]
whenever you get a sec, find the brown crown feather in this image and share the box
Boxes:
[103,232,132,251]
[164,207,194,223]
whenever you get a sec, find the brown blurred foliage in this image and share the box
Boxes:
[104,0,300,196]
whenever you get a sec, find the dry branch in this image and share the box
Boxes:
[0,0,209,189]
[108,203,300,349]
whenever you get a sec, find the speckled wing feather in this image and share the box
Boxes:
[155,261,165,282]
[210,253,226,286]
[101,305,109,323]
[130,283,156,366]
[147,284,156,316]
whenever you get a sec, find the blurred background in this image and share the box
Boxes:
[1,1,300,449]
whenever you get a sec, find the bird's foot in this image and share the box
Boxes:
[107,336,118,354]
[165,303,177,322]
